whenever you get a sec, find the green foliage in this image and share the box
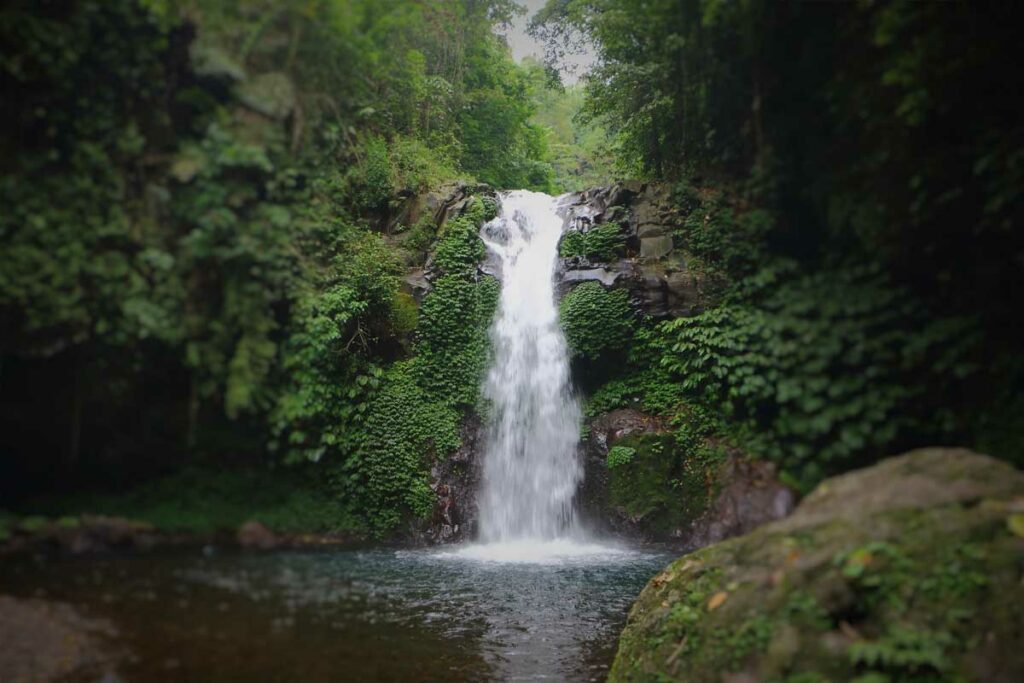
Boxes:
[347,135,395,213]
[28,467,366,535]
[607,424,724,535]
[0,0,550,531]
[848,626,952,677]
[652,266,984,485]
[527,76,614,192]
[606,446,636,469]
[344,202,498,534]
[415,207,500,406]
[558,223,626,261]
[355,361,462,533]
[558,282,634,362]
[673,184,775,282]
[538,0,1024,480]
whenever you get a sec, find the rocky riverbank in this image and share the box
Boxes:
[0,515,364,556]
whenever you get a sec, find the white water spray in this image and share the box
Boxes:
[476,190,583,544]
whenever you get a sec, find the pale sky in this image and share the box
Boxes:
[499,0,595,85]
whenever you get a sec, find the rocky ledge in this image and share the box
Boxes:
[610,448,1024,682]
[556,181,711,319]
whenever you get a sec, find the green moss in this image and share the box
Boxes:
[607,431,723,535]
[390,290,419,334]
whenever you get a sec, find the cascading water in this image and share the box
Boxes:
[475,190,584,545]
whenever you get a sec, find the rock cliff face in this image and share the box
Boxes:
[556,182,710,318]
[390,180,498,301]
[610,448,1024,682]
[578,408,795,547]
[423,413,486,544]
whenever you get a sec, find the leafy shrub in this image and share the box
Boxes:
[606,446,636,468]
[674,186,773,280]
[347,135,393,212]
[347,196,499,533]
[559,282,635,361]
[559,223,626,261]
[415,205,500,406]
[389,135,459,194]
[654,266,982,485]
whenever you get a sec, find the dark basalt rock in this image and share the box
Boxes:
[424,413,486,544]
[554,182,711,319]
[391,180,495,236]
[682,453,796,552]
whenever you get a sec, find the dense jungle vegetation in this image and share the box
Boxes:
[2,0,1021,538]
[537,0,1023,490]
[0,0,599,535]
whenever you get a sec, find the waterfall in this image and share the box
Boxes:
[476,190,583,543]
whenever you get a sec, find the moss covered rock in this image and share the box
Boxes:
[610,448,1024,682]
[581,409,793,544]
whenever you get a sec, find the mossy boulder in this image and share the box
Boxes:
[610,448,1024,682]
[606,432,717,537]
[581,409,793,544]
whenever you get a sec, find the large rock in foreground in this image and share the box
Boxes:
[611,448,1024,682]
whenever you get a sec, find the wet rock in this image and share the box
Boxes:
[424,413,486,544]
[392,181,495,235]
[402,268,432,301]
[237,520,278,549]
[639,236,673,259]
[558,266,624,289]
[0,595,121,682]
[610,448,1024,682]
[555,181,711,318]
[683,454,796,551]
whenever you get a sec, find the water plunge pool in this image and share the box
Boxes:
[1,543,672,681]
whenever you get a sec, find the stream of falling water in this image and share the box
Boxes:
[455,190,617,562]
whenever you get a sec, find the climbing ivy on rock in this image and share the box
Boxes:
[351,198,499,534]
[653,266,984,486]
[558,282,634,362]
[356,361,462,532]
[558,223,626,261]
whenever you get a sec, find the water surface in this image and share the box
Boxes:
[1,543,671,681]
